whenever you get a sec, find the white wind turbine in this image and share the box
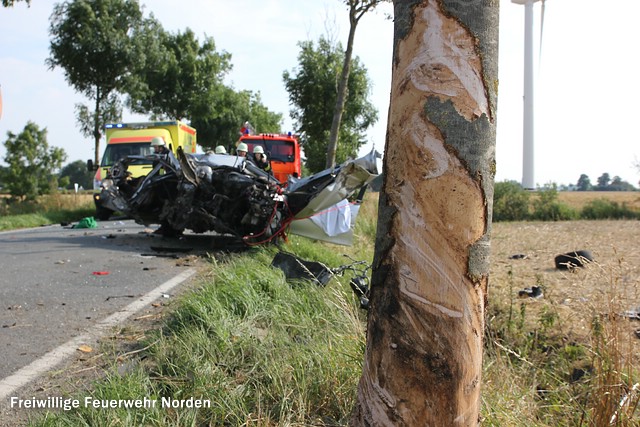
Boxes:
[512,0,545,190]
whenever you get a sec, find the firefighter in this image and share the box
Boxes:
[214,145,227,154]
[252,145,272,174]
[236,142,248,157]
[150,137,170,172]
[151,137,169,156]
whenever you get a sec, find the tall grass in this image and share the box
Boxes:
[482,259,640,425]
[0,193,95,231]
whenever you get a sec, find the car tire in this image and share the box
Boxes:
[554,250,594,270]
[95,205,113,221]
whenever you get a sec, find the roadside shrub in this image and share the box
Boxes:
[530,184,577,221]
[581,199,640,219]
[493,180,530,221]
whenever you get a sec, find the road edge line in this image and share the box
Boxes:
[0,268,196,402]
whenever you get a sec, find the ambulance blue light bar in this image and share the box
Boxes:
[105,121,179,129]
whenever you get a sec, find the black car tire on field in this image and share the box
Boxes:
[554,250,594,270]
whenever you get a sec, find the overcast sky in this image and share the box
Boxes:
[1,0,638,187]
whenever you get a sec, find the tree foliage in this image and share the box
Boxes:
[596,172,611,188]
[125,26,280,150]
[75,94,122,140]
[580,172,637,191]
[283,37,377,173]
[576,173,591,191]
[47,0,148,164]
[2,0,30,6]
[59,160,94,190]
[191,88,282,151]
[493,180,530,221]
[126,27,231,121]
[2,122,67,200]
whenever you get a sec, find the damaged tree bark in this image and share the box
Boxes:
[352,0,498,425]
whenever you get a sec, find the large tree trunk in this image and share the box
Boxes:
[352,0,498,425]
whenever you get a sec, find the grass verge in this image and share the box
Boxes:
[29,219,374,426]
[0,193,95,231]
[0,209,97,231]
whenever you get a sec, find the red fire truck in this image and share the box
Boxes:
[238,130,302,183]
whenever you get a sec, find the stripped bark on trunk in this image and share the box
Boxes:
[352,0,498,425]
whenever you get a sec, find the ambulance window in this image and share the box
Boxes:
[101,143,153,166]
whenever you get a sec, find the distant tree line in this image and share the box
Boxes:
[493,180,640,222]
[575,173,636,191]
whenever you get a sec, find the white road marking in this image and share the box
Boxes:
[0,268,196,401]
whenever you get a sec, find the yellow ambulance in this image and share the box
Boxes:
[91,121,197,219]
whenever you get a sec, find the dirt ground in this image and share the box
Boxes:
[489,220,640,348]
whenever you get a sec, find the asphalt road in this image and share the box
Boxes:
[0,219,210,383]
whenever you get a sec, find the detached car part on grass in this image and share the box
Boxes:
[97,148,379,246]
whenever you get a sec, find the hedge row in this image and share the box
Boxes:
[493,181,639,222]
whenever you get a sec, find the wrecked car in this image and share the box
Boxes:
[97,147,380,246]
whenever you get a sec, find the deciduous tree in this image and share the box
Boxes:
[126,27,280,150]
[191,88,282,151]
[2,0,30,7]
[47,0,147,165]
[576,173,592,191]
[283,37,377,173]
[596,172,611,189]
[352,0,498,424]
[126,28,231,122]
[59,159,94,190]
[2,122,67,200]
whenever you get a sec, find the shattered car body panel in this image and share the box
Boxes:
[98,148,379,245]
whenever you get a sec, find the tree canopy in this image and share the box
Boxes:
[47,0,148,164]
[126,27,232,122]
[59,160,95,190]
[191,88,282,151]
[2,0,30,6]
[2,122,67,200]
[596,172,611,188]
[45,0,284,160]
[576,173,592,191]
[123,25,282,150]
[576,173,636,191]
[283,37,377,173]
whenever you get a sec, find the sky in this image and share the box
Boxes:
[0,0,639,188]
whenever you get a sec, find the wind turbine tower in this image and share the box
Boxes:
[512,0,543,190]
